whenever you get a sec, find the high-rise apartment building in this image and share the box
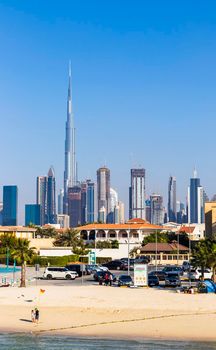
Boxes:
[129,168,146,220]
[68,185,81,227]
[36,167,56,225]
[36,176,47,225]
[63,62,77,214]
[97,166,110,222]
[168,176,177,222]
[47,167,57,224]
[150,194,164,225]
[145,199,151,223]
[86,180,95,223]
[81,182,87,225]
[188,170,204,224]
[57,214,70,229]
[3,186,18,226]
[58,189,64,215]
[25,204,41,226]
[0,202,3,225]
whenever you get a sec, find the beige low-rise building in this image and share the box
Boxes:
[0,226,36,239]
[205,202,216,239]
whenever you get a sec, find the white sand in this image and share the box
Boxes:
[0,285,216,340]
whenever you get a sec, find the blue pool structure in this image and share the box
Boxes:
[0,266,20,274]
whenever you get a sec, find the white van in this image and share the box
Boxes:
[43,267,78,280]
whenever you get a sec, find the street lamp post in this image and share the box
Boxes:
[127,232,130,276]
[188,223,191,287]
[6,247,9,269]
[155,231,158,271]
[177,233,179,266]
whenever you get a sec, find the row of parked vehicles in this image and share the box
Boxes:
[42,259,213,288]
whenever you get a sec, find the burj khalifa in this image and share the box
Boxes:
[63,62,76,214]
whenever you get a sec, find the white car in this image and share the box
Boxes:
[43,267,78,280]
[189,268,212,280]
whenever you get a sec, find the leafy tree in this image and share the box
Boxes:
[10,238,35,287]
[191,239,216,281]
[142,231,169,246]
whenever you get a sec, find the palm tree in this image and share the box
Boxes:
[53,229,89,256]
[53,228,80,247]
[35,226,57,238]
[11,238,35,287]
[0,233,17,251]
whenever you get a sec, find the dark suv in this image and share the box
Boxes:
[163,266,183,276]
[102,260,126,270]
[66,264,86,277]
[165,272,181,287]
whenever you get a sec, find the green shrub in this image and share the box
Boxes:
[31,254,79,267]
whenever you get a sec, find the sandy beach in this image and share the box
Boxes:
[0,284,215,341]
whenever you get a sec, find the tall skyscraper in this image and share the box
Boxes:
[58,189,64,215]
[81,182,87,225]
[129,168,146,220]
[63,62,76,214]
[3,186,18,226]
[114,201,125,224]
[47,167,57,224]
[188,170,204,224]
[108,187,118,223]
[97,166,110,222]
[25,204,41,226]
[68,185,81,227]
[36,176,47,225]
[150,194,164,225]
[168,176,177,222]
[86,180,95,223]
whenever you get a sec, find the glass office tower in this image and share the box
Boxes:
[3,185,18,226]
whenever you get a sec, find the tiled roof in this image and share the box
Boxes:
[141,242,189,252]
[77,223,162,231]
[126,218,150,224]
[0,226,36,232]
[178,226,195,234]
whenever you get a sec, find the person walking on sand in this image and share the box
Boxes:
[31,309,35,323]
[35,308,39,324]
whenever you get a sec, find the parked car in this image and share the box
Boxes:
[66,264,87,277]
[148,270,167,281]
[165,272,181,287]
[163,266,183,276]
[148,274,159,287]
[43,267,78,280]
[188,268,212,281]
[102,260,126,270]
[182,261,191,271]
[118,275,133,287]
[93,270,116,282]
[85,264,108,274]
[134,256,150,264]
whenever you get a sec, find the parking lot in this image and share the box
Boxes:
[6,265,197,289]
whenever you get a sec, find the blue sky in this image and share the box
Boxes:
[0,0,216,223]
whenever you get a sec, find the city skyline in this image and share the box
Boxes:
[1,2,216,223]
